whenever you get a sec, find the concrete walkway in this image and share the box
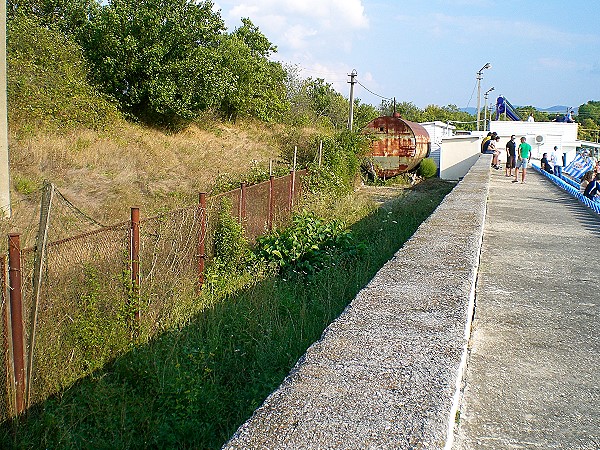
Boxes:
[455,168,600,449]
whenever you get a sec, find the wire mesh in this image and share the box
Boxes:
[138,205,202,334]
[22,224,130,409]
[0,170,308,419]
[0,256,12,422]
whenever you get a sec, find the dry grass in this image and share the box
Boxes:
[7,118,285,228]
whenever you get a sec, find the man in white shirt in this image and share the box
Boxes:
[550,146,563,178]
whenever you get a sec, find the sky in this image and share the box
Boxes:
[213,0,599,111]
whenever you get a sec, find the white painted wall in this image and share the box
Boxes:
[439,135,481,180]
[490,121,579,164]
[421,122,456,178]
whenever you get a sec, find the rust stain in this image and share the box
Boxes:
[363,115,431,177]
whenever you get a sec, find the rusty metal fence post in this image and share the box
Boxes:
[8,233,25,416]
[197,192,206,292]
[239,183,247,223]
[288,171,296,211]
[130,208,140,323]
[268,175,274,231]
[289,146,297,211]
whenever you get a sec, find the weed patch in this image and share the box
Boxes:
[0,179,454,449]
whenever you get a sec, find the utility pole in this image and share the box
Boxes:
[476,63,491,132]
[0,0,9,218]
[347,69,357,131]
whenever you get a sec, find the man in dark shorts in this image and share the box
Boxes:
[505,135,516,177]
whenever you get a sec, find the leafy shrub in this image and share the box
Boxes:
[212,198,248,272]
[304,130,370,197]
[252,210,364,276]
[417,157,437,178]
[7,14,120,134]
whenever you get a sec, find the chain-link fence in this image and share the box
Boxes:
[0,170,307,421]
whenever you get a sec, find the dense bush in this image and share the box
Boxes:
[253,211,364,276]
[7,13,120,133]
[303,131,370,196]
[212,198,248,272]
[418,157,437,178]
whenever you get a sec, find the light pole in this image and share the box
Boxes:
[483,87,495,131]
[476,62,491,131]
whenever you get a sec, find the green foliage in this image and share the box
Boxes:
[577,101,600,141]
[377,101,477,131]
[253,211,364,276]
[0,179,454,449]
[418,158,438,178]
[219,19,289,122]
[352,99,379,130]
[304,130,370,196]
[13,175,39,195]
[67,264,129,372]
[212,197,248,272]
[284,74,348,129]
[7,13,120,133]
[7,0,100,32]
[578,101,600,123]
[79,0,228,123]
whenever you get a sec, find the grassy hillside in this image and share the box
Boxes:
[4,15,319,236]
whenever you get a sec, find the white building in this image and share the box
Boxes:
[420,121,456,174]
[489,121,579,164]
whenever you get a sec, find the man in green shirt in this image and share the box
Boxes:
[513,137,531,183]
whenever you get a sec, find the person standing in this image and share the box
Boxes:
[505,135,516,177]
[550,146,563,178]
[513,137,531,184]
[489,136,501,169]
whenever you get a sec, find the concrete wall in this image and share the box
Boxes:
[439,135,481,180]
[224,155,491,450]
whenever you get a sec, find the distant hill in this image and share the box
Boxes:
[460,105,578,115]
[539,105,578,114]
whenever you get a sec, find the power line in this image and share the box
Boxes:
[465,79,477,109]
[356,80,393,101]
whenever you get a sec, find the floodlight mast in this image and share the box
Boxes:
[483,86,495,131]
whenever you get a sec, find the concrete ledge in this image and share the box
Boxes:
[224,155,492,449]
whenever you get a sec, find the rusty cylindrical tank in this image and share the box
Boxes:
[363,113,431,178]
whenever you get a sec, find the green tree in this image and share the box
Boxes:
[285,76,348,129]
[79,0,227,124]
[378,100,422,122]
[578,101,600,123]
[219,18,289,122]
[7,13,119,133]
[352,99,379,130]
[7,0,100,32]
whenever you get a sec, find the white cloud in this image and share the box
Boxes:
[284,24,319,50]
[224,0,368,29]
[216,0,368,52]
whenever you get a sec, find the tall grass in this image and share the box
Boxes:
[0,179,453,449]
